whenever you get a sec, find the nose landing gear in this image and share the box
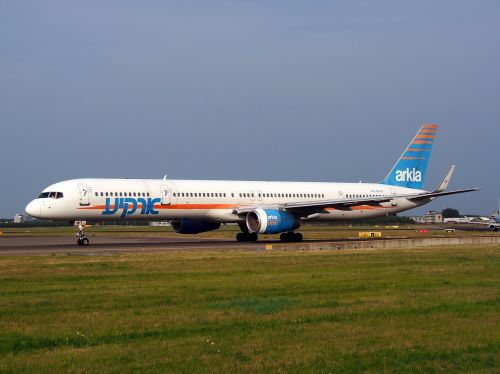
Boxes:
[76,224,90,246]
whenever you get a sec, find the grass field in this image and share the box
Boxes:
[0,245,498,373]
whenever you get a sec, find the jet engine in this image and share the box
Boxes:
[246,209,300,234]
[171,219,221,234]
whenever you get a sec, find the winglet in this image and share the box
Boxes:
[435,165,455,192]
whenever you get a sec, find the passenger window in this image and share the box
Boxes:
[95,192,98,197]
[231,193,234,197]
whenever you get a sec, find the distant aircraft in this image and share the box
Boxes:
[488,200,500,231]
[25,124,479,246]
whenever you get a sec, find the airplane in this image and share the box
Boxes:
[488,200,500,231]
[25,124,479,246]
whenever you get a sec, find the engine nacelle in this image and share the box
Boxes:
[246,209,300,234]
[171,219,221,234]
[490,224,498,231]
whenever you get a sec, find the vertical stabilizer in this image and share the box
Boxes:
[381,124,437,189]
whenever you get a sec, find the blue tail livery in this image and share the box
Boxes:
[381,124,437,189]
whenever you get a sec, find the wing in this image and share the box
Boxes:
[234,188,480,216]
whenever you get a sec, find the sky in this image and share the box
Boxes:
[0,0,499,218]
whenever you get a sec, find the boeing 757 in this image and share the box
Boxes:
[25,124,478,245]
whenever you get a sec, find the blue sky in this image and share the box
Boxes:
[1,1,499,217]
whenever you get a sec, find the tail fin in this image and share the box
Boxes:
[381,124,437,189]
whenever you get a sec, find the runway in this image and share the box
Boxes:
[2,231,500,256]
[0,236,275,255]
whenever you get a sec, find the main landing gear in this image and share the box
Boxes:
[280,232,303,242]
[235,232,303,242]
[76,224,90,246]
[236,232,258,242]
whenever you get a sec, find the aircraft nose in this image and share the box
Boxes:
[25,200,41,218]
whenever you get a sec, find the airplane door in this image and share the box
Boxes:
[250,190,256,201]
[257,190,263,201]
[338,191,344,199]
[78,184,90,206]
[160,183,172,205]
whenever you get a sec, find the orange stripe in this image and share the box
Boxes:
[78,203,237,211]
[406,148,429,152]
[416,134,435,139]
[156,204,236,210]
[419,128,437,133]
[412,140,433,145]
[325,205,388,212]
[422,124,437,128]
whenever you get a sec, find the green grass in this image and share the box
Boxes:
[0,245,499,373]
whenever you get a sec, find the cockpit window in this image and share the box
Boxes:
[38,192,64,199]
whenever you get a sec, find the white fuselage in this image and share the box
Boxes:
[25,178,428,222]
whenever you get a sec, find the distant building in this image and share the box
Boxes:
[13,214,24,224]
[410,211,443,224]
[424,211,443,224]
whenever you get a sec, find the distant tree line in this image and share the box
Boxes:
[442,208,460,218]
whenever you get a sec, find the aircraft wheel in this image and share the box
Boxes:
[280,232,302,242]
[280,232,291,242]
[81,238,90,246]
[77,239,82,246]
[236,233,258,242]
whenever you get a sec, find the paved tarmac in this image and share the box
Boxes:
[0,236,277,255]
[0,227,496,256]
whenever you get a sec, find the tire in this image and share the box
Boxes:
[249,233,258,242]
[81,238,90,246]
[294,233,303,242]
[280,233,290,242]
[77,239,82,246]
[236,233,245,242]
